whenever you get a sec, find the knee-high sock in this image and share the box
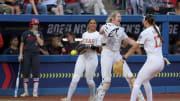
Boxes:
[33,78,39,93]
[23,78,29,93]
[144,82,152,101]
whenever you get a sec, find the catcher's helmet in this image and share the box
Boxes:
[29,18,39,26]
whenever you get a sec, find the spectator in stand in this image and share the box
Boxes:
[174,29,180,54]
[40,46,49,55]
[82,0,107,15]
[3,36,19,55]
[5,0,21,14]
[0,32,4,53]
[114,0,121,10]
[65,0,81,15]
[24,0,47,15]
[130,0,143,15]
[175,40,180,54]
[0,0,11,14]
[42,0,64,15]
[176,0,180,15]
[162,0,177,14]
[144,0,171,14]
[47,33,66,54]
[63,32,79,54]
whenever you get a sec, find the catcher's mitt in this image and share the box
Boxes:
[75,44,90,55]
[113,60,123,75]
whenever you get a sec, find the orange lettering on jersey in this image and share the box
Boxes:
[83,38,95,44]
[153,30,156,34]
[154,36,161,48]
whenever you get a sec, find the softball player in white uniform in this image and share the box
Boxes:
[96,11,145,101]
[61,19,102,101]
[122,15,165,101]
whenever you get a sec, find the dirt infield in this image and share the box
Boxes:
[0,93,180,101]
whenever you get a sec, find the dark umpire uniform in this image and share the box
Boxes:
[19,18,44,97]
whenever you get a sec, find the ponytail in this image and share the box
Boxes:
[153,24,165,44]
[145,14,165,44]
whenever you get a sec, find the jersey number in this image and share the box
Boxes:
[154,36,161,48]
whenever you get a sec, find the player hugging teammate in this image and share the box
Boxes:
[95,11,145,101]
[122,14,165,101]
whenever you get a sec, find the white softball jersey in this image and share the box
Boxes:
[100,23,134,81]
[82,31,102,55]
[101,23,128,51]
[82,31,102,46]
[137,26,163,57]
[72,31,101,79]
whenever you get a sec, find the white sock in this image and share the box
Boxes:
[33,78,39,93]
[23,78,29,93]
[67,81,78,100]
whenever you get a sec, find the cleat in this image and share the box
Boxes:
[33,91,38,97]
[89,96,95,101]
[20,92,29,97]
[61,97,70,101]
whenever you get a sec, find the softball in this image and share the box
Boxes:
[71,50,77,56]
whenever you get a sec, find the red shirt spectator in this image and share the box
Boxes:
[0,33,4,48]
[65,0,78,3]
[163,0,177,8]
[24,0,39,4]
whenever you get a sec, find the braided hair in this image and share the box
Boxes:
[144,14,165,44]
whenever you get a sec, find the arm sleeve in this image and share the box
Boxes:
[0,33,4,48]
[137,31,147,44]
